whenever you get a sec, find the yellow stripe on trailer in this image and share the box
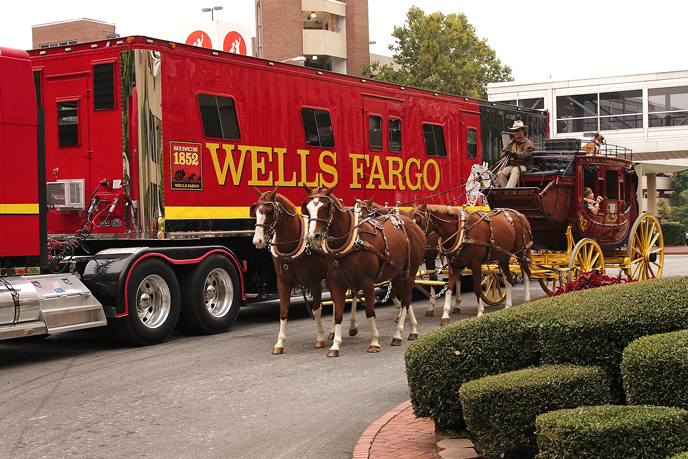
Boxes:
[0,203,40,214]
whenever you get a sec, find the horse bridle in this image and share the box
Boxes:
[251,197,298,241]
[301,194,336,237]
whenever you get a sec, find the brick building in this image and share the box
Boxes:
[32,19,116,49]
[255,0,370,76]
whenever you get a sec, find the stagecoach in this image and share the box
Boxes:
[477,138,663,304]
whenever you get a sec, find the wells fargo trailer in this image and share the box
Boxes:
[0,36,547,345]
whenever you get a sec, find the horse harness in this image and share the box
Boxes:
[435,208,534,265]
[303,195,430,298]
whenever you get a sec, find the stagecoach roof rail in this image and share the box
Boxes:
[534,140,632,161]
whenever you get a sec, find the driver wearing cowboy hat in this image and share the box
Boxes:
[498,120,535,188]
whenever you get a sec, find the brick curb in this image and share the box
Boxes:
[352,400,413,459]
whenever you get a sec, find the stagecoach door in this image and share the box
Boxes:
[362,96,404,200]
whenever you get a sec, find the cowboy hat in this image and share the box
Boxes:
[509,120,528,131]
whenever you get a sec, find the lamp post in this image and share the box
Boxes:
[202,6,223,20]
[281,56,306,63]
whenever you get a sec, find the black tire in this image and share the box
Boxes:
[112,258,181,346]
[180,253,241,335]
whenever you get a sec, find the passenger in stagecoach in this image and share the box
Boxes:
[498,120,535,188]
[583,187,604,215]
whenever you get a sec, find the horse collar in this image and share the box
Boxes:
[270,214,310,261]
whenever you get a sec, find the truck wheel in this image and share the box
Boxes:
[113,258,180,346]
[180,253,241,334]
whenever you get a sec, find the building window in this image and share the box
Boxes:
[423,124,447,157]
[197,94,241,140]
[301,108,335,147]
[649,86,688,127]
[369,115,382,150]
[467,128,478,159]
[39,40,77,49]
[58,101,79,147]
[93,63,116,110]
[556,91,642,133]
[389,118,401,152]
[518,98,544,110]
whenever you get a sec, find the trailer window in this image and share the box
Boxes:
[369,115,382,150]
[389,118,401,152]
[301,108,335,147]
[198,94,241,140]
[93,63,115,110]
[57,101,79,147]
[423,124,446,157]
[467,128,477,159]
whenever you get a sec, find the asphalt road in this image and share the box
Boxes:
[0,255,686,459]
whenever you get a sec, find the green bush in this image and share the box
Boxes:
[405,307,541,430]
[405,276,688,430]
[669,453,688,459]
[622,330,688,410]
[536,405,688,459]
[661,222,687,246]
[535,277,688,401]
[460,365,613,459]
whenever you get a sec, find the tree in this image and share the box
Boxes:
[671,171,688,225]
[363,7,512,99]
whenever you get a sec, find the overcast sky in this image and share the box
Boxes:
[1,0,686,85]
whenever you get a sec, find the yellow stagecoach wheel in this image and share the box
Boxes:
[480,273,506,306]
[538,277,560,294]
[627,213,664,280]
[568,239,605,282]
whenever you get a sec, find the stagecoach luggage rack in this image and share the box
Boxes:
[535,139,581,151]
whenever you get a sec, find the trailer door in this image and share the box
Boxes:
[45,75,92,192]
[362,95,404,202]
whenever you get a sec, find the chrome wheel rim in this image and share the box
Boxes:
[136,274,171,329]
[204,268,234,318]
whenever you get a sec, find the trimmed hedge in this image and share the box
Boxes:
[622,330,688,410]
[661,222,687,246]
[460,365,613,459]
[670,453,688,459]
[405,276,688,430]
[536,405,688,459]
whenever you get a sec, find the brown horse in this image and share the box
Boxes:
[354,198,460,321]
[409,203,533,318]
[251,188,359,354]
[302,186,427,357]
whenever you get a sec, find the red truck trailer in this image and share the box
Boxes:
[0,37,547,345]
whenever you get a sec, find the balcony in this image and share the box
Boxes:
[303,29,347,60]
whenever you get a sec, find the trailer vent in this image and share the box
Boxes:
[46,180,86,211]
[93,63,115,110]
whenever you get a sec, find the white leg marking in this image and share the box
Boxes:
[408,305,418,337]
[505,277,513,309]
[349,296,359,335]
[274,318,287,350]
[478,297,485,316]
[314,308,326,345]
[427,286,436,312]
[329,323,342,353]
[393,309,405,343]
[369,316,380,349]
[523,273,531,303]
[454,278,461,310]
[442,289,452,320]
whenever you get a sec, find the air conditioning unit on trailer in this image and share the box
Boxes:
[46,179,86,210]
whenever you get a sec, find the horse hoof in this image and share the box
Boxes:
[272,347,284,355]
[315,340,327,348]
[440,318,450,326]
[328,332,335,340]
[391,338,402,346]
[452,307,461,314]
[408,333,418,340]
[349,327,358,337]
[327,349,340,357]
[395,317,400,323]
[425,310,434,317]
[368,345,381,353]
